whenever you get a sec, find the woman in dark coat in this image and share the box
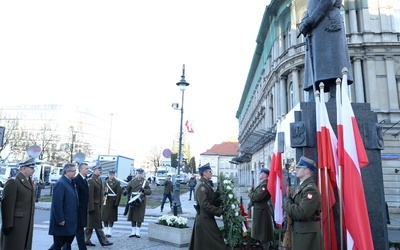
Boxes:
[102,170,122,237]
[189,163,227,250]
[0,159,36,250]
[248,168,274,249]
[126,168,151,238]
[299,0,353,99]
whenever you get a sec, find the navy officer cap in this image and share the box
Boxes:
[19,158,36,168]
[198,163,211,174]
[136,168,144,174]
[296,156,317,172]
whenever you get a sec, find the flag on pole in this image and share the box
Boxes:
[267,121,284,226]
[337,68,373,250]
[317,84,338,250]
[185,120,194,133]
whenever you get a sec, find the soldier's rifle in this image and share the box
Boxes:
[282,163,293,248]
[247,171,255,219]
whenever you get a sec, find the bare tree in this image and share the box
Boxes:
[147,145,162,174]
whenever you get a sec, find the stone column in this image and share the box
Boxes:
[353,57,365,103]
[349,8,358,33]
[274,80,280,121]
[364,56,379,109]
[280,76,287,116]
[397,76,400,106]
[385,56,399,110]
[291,68,300,105]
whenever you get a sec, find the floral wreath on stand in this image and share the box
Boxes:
[218,173,246,248]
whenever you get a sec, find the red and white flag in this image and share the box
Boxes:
[185,120,194,133]
[337,69,373,250]
[267,121,284,226]
[316,85,338,250]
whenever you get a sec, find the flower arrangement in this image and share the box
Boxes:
[157,215,189,229]
[218,173,245,247]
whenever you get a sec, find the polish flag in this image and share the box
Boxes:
[337,69,373,250]
[185,120,194,133]
[317,85,338,250]
[267,121,284,226]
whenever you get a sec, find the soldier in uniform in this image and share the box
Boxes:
[126,168,151,238]
[102,170,122,238]
[84,165,113,247]
[284,156,322,250]
[248,168,274,249]
[0,158,36,250]
[189,163,227,250]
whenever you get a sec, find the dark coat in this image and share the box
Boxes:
[189,177,227,250]
[248,180,274,242]
[163,179,173,194]
[126,177,151,223]
[301,0,353,92]
[284,177,322,250]
[102,178,122,222]
[49,175,79,236]
[87,174,104,229]
[0,172,35,250]
[188,177,197,188]
[74,173,89,228]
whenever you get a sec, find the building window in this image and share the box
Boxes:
[289,82,294,109]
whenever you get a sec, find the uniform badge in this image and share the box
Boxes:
[201,187,205,191]
[307,193,313,199]
[262,187,265,191]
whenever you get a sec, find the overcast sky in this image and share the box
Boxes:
[0,1,266,163]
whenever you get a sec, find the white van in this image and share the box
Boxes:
[49,167,64,184]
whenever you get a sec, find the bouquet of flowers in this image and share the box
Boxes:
[157,215,188,228]
[218,174,245,247]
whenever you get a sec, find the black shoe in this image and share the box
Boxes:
[129,234,136,238]
[86,242,96,246]
[106,234,111,238]
[135,235,141,238]
[101,242,113,246]
[188,199,191,201]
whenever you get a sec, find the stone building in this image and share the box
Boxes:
[235,0,400,213]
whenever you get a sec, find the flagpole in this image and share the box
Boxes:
[320,83,331,250]
[336,78,344,250]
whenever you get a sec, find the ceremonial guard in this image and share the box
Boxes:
[189,163,227,250]
[102,170,122,238]
[284,156,322,250]
[126,168,151,238]
[248,168,274,249]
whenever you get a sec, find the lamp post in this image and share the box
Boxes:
[69,126,76,163]
[173,64,189,214]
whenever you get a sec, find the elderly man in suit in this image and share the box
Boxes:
[49,163,79,250]
[0,158,36,250]
[84,165,113,247]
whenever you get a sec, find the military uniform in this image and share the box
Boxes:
[248,179,274,244]
[0,171,35,250]
[284,176,322,250]
[189,176,227,250]
[126,176,151,223]
[102,178,122,222]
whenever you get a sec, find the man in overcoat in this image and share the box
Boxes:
[160,175,173,212]
[0,158,36,250]
[189,163,227,250]
[284,156,322,250]
[248,168,274,249]
[126,168,151,238]
[299,0,353,100]
[102,170,122,238]
[49,163,79,250]
[84,165,113,246]
[74,162,90,250]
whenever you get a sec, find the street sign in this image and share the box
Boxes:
[163,149,172,158]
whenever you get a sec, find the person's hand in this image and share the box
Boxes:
[298,18,312,36]
[2,227,12,236]
[89,210,94,215]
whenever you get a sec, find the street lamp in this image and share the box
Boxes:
[69,126,76,163]
[173,64,189,214]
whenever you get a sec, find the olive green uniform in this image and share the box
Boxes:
[248,179,274,243]
[284,176,322,250]
[102,178,122,222]
[126,177,151,223]
[189,177,227,250]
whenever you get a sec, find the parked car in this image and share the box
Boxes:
[0,165,19,187]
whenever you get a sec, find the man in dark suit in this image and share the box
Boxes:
[49,163,79,250]
[0,158,36,250]
[74,163,90,249]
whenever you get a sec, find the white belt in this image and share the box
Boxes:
[107,194,117,197]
